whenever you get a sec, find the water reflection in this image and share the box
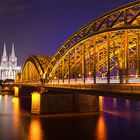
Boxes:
[113,98,117,108]
[96,114,107,140]
[125,99,130,108]
[0,95,139,140]
[29,117,43,140]
[0,95,2,102]
[12,97,20,138]
[3,94,8,114]
[12,97,20,114]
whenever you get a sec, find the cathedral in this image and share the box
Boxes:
[0,43,21,81]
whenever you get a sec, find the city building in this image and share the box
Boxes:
[0,43,21,81]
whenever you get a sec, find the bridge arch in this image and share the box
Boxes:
[22,55,52,83]
[48,1,140,84]
[20,1,140,84]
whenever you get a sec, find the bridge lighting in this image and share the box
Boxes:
[4,87,9,90]
[43,73,46,79]
[31,92,41,114]
[19,2,140,84]
[14,86,19,97]
[89,72,91,76]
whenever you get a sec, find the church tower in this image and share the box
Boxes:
[0,43,21,81]
[1,43,8,66]
[9,43,17,67]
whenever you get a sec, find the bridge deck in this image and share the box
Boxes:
[12,82,140,99]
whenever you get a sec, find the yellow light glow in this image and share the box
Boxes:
[12,97,19,104]
[14,87,19,97]
[12,97,20,136]
[4,87,9,90]
[99,96,103,111]
[31,92,41,114]
[29,118,43,140]
[96,115,107,140]
[4,94,8,99]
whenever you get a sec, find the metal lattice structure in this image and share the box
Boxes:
[21,1,140,84]
[21,55,52,83]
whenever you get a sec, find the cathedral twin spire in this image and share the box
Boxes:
[1,43,17,67]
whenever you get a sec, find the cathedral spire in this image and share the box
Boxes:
[1,43,8,66]
[9,43,17,67]
[11,43,16,57]
[2,43,7,58]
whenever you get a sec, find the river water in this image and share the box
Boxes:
[0,94,139,140]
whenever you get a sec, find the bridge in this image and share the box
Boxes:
[17,1,140,85]
[9,1,140,114]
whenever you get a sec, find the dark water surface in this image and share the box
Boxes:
[0,95,140,140]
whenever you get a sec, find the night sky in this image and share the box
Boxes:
[0,0,134,66]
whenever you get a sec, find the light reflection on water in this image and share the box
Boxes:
[29,117,43,140]
[96,114,107,140]
[0,95,139,140]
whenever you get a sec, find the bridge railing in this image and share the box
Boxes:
[44,82,140,96]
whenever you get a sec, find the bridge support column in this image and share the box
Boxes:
[14,86,19,97]
[68,52,71,83]
[31,92,74,114]
[93,39,96,84]
[136,34,140,77]
[119,69,123,83]
[124,30,129,83]
[107,33,110,83]
[74,94,99,112]
[31,91,99,114]
[31,92,41,115]
[82,44,86,83]
[74,47,77,82]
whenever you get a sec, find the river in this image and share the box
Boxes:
[0,94,139,140]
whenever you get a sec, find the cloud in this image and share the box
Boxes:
[0,0,28,16]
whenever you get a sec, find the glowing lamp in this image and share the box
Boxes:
[31,92,41,114]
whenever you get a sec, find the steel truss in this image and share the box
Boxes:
[21,1,140,84]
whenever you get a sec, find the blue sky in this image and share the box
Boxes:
[0,0,134,65]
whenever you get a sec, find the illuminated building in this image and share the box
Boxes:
[0,43,21,81]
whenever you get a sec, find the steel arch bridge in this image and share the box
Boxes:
[19,1,140,84]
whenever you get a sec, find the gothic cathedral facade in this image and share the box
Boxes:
[0,43,21,81]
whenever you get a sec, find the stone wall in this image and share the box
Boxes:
[38,93,99,114]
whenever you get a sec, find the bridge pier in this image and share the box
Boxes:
[13,86,19,97]
[74,94,99,112]
[16,85,99,115]
[31,92,41,114]
[31,90,99,115]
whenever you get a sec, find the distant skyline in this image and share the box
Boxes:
[0,0,133,66]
